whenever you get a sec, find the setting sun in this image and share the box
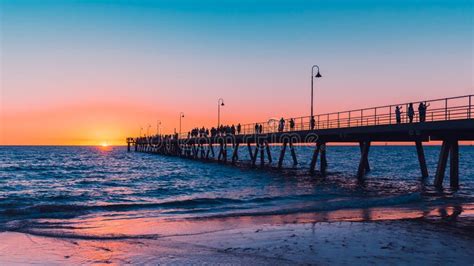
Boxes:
[100,142,109,147]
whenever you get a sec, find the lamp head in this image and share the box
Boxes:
[315,71,322,78]
[221,102,225,106]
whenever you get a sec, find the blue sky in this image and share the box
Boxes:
[1,0,473,144]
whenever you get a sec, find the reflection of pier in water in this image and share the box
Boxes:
[127,95,474,189]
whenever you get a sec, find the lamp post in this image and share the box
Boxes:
[218,98,225,128]
[179,112,184,137]
[139,127,143,137]
[156,120,161,135]
[311,65,322,121]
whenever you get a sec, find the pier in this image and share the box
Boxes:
[128,95,474,188]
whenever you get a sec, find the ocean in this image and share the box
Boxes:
[1,145,473,239]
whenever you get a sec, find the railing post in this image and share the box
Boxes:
[361,110,363,126]
[389,106,392,125]
[375,108,377,125]
[337,112,340,128]
[469,95,472,119]
[445,98,448,120]
[327,114,329,128]
[348,111,351,127]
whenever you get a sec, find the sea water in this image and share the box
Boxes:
[0,145,473,238]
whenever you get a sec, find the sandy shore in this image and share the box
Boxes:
[1,215,473,265]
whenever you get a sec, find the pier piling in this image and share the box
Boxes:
[415,140,429,178]
[434,140,451,188]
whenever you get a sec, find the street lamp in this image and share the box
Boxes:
[179,112,184,137]
[156,120,161,135]
[218,98,225,128]
[311,65,322,121]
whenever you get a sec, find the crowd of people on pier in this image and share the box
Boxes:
[395,102,430,124]
[188,124,243,138]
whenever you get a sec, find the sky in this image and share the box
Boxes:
[0,0,473,145]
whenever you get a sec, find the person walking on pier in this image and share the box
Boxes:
[408,103,415,123]
[255,123,260,134]
[310,116,316,130]
[259,124,263,134]
[395,106,403,124]
[231,124,236,135]
[237,123,241,135]
[289,118,295,131]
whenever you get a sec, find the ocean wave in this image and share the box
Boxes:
[0,197,246,217]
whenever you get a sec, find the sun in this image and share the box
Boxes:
[100,141,109,147]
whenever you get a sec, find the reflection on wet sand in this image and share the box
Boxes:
[2,203,474,265]
[8,203,473,242]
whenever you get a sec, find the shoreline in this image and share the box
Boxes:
[1,208,473,265]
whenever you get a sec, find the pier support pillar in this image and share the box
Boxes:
[415,140,429,178]
[205,144,210,159]
[218,143,224,162]
[450,140,459,188]
[265,142,272,164]
[357,141,371,178]
[359,142,370,172]
[260,142,265,166]
[309,142,322,174]
[200,144,205,159]
[232,142,240,164]
[289,140,298,166]
[278,140,288,168]
[434,140,451,188]
[223,140,228,164]
[247,142,254,162]
[252,143,259,167]
[320,142,327,175]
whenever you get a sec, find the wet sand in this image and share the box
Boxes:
[1,209,473,265]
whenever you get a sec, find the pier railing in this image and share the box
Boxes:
[159,95,472,139]
[233,94,473,136]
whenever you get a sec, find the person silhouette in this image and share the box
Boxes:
[419,102,430,122]
[408,103,414,123]
[237,123,241,135]
[395,105,403,124]
[289,118,295,131]
[310,116,316,130]
[418,102,424,122]
[279,117,285,132]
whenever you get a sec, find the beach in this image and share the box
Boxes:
[1,209,474,265]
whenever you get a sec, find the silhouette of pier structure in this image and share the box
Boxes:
[127,95,474,188]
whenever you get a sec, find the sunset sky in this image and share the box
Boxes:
[1,0,473,145]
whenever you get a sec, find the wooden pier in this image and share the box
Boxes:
[127,95,474,188]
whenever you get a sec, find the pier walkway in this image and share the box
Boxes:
[128,95,474,188]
